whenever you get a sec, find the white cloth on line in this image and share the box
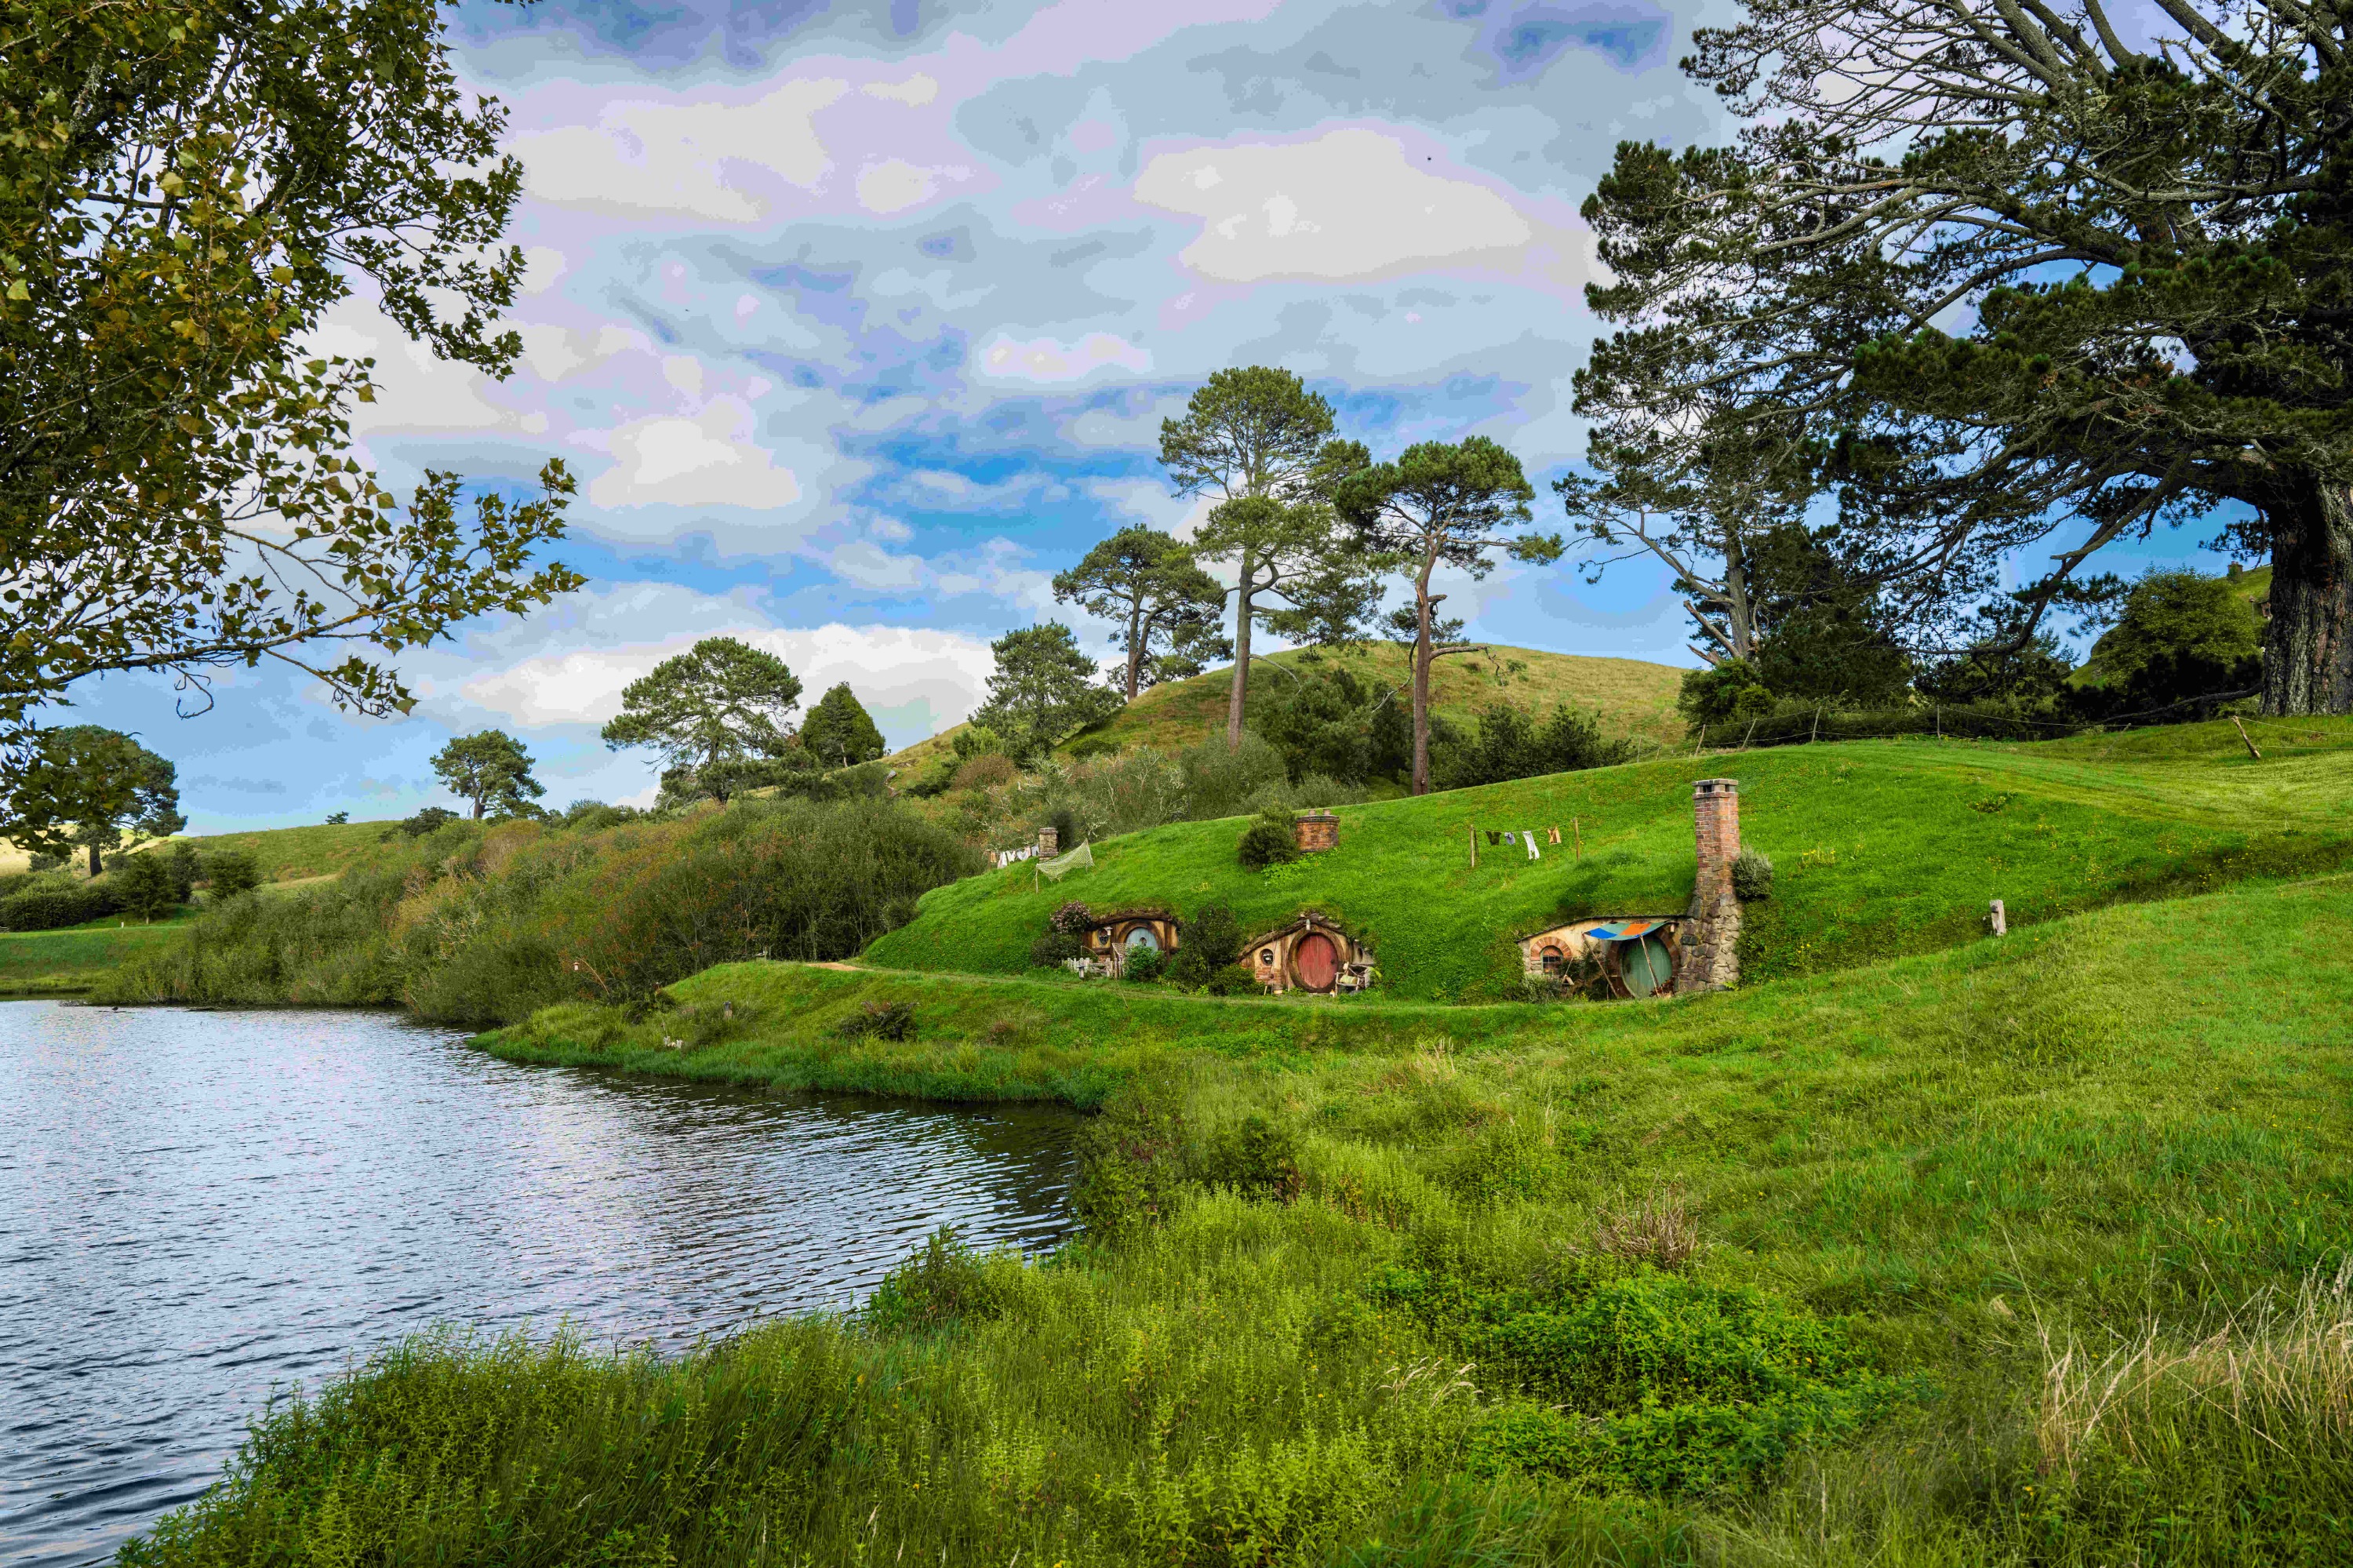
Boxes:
[1523,828,1540,860]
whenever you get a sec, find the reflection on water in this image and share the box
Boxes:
[0,1002,1076,1566]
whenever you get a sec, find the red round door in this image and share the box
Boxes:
[1293,932,1338,991]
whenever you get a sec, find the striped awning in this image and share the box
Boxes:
[1586,919,1667,941]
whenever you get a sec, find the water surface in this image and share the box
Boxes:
[0,1002,1075,1565]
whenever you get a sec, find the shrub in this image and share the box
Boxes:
[1030,930,1083,969]
[835,999,916,1041]
[862,1228,1010,1333]
[1070,1084,1187,1239]
[165,841,200,903]
[1202,962,1260,996]
[396,806,460,837]
[203,849,260,900]
[1237,807,1300,871]
[951,752,1016,791]
[118,851,176,922]
[1437,703,1634,789]
[0,877,122,931]
[1049,900,1093,936]
[1730,848,1774,901]
[1122,945,1167,983]
[1198,1114,1303,1202]
[1166,902,1242,990]
[1178,731,1289,820]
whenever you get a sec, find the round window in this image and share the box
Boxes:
[1125,926,1160,951]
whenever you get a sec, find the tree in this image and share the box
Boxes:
[1556,408,1812,667]
[799,683,887,769]
[0,0,585,832]
[1051,526,1231,699]
[1742,525,1916,708]
[969,624,1122,762]
[431,729,544,820]
[117,848,173,922]
[601,637,804,808]
[1577,0,2353,714]
[1436,704,1632,791]
[2086,570,2265,717]
[203,846,258,899]
[1333,438,1560,795]
[24,726,185,875]
[1160,368,1369,748]
[165,839,200,903]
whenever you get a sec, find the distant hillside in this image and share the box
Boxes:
[888,642,1688,772]
[865,716,2353,1001]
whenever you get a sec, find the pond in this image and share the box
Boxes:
[0,1002,1078,1566]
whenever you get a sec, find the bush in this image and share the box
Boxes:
[1730,848,1774,901]
[1677,658,1775,728]
[1070,1084,1187,1239]
[835,999,916,1041]
[1198,1115,1302,1201]
[1437,704,1634,789]
[1237,808,1300,871]
[396,806,461,837]
[862,1227,1010,1333]
[0,877,122,931]
[951,752,1016,791]
[1166,902,1242,990]
[1178,732,1289,820]
[165,841,200,903]
[118,852,176,922]
[1030,930,1084,969]
[204,849,260,900]
[1121,945,1168,984]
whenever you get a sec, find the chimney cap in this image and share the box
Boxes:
[1693,777,1740,795]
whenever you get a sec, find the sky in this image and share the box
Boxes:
[62,0,2235,831]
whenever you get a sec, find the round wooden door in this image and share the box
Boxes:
[1620,933,1674,998]
[1293,932,1339,991]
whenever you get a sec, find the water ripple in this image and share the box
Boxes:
[0,1002,1076,1566]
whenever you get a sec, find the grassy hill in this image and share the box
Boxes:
[864,715,2353,999]
[886,642,1689,773]
[161,868,2353,1565]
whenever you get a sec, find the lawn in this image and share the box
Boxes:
[146,871,2353,1566]
[0,907,205,995]
[865,717,2353,998]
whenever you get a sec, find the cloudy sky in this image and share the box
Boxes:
[68,0,2228,830]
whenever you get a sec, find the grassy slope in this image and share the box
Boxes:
[884,642,1689,772]
[0,908,204,995]
[134,820,407,882]
[280,870,2351,1568]
[864,716,2353,999]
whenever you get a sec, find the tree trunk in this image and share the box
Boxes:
[1124,594,1147,700]
[2262,477,2353,715]
[87,842,102,877]
[1226,549,1255,751]
[1723,520,1755,662]
[1410,563,1436,796]
[472,795,485,820]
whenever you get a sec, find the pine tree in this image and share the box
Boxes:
[800,684,887,768]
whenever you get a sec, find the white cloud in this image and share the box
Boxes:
[305,300,507,433]
[864,73,939,106]
[459,618,998,749]
[1134,128,1537,282]
[976,331,1151,384]
[515,78,848,221]
[585,402,802,509]
[856,158,943,215]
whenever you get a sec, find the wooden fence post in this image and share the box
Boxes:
[1987,899,2006,937]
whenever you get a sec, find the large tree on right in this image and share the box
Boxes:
[1577,0,2353,713]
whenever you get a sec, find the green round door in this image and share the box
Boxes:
[1620,933,1674,998]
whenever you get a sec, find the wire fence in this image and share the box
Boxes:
[1635,688,2268,757]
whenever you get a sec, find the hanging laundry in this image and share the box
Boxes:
[1523,827,1541,861]
[1501,831,1516,846]
[1547,826,1562,845]
[1486,831,1500,846]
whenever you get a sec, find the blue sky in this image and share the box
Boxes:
[61,0,2238,831]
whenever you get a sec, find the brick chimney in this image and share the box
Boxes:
[1678,778,1741,995]
[1037,824,1059,857]
[1294,811,1339,853]
[1691,778,1740,902]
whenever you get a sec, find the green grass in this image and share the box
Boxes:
[136,819,410,883]
[886,641,1691,772]
[865,718,2353,999]
[0,907,204,995]
[140,871,2353,1566]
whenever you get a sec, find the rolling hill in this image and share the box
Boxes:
[886,642,1689,773]
[864,715,2353,999]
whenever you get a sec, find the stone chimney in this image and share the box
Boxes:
[1294,811,1340,853]
[1037,824,1059,857]
[1678,778,1741,995]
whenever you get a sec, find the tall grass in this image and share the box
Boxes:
[94,798,980,1023]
